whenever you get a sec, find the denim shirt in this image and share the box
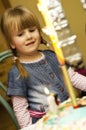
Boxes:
[7,50,68,112]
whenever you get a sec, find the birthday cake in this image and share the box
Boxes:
[21,97,86,130]
[33,96,86,130]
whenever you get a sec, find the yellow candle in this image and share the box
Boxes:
[37,0,78,108]
[61,65,78,107]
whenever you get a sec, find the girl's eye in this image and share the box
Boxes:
[17,32,23,37]
[29,27,36,32]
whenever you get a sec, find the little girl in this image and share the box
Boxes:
[1,5,86,129]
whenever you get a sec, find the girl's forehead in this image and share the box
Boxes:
[8,15,40,35]
[10,25,38,37]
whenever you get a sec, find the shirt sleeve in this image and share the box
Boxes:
[68,67,86,91]
[7,67,27,97]
[11,96,32,128]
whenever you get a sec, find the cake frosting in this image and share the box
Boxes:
[34,96,86,130]
[21,97,86,130]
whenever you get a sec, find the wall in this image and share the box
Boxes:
[0,0,13,100]
[8,0,86,65]
[61,0,86,64]
[0,0,8,52]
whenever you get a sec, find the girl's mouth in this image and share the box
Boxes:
[26,41,34,46]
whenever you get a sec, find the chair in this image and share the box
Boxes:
[0,50,13,62]
[0,50,20,129]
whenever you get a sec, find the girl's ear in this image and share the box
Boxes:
[10,42,16,49]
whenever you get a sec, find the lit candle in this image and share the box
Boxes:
[44,87,58,114]
[37,0,78,108]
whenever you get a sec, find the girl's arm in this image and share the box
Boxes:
[68,67,86,91]
[11,96,32,128]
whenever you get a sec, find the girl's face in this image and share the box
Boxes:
[10,26,41,58]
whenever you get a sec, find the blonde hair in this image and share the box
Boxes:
[1,5,47,78]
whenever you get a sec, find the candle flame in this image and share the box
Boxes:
[44,87,50,95]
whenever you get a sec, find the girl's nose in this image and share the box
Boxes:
[25,31,32,39]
